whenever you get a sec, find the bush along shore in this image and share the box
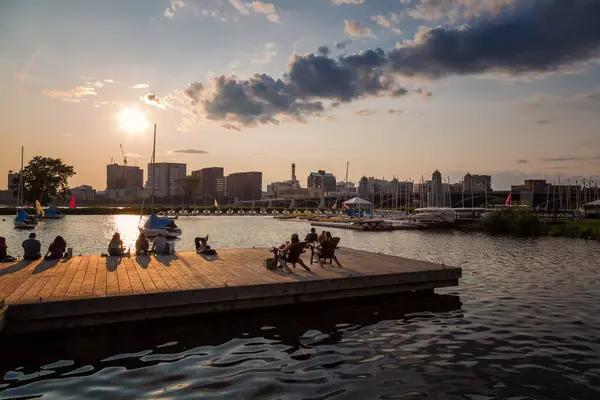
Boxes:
[480,208,600,240]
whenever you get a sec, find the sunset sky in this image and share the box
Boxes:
[1,0,599,190]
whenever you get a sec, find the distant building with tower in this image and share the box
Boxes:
[307,170,336,192]
[106,164,143,190]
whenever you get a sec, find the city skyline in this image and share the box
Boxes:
[1,0,599,191]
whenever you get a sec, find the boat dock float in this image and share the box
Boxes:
[0,248,461,334]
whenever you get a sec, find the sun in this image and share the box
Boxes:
[117,108,149,134]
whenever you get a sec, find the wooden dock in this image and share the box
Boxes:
[0,248,461,334]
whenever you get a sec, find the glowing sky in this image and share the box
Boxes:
[1,0,599,190]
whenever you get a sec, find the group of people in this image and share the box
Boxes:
[304,228,333,245]
[0,233,68,262]
[107,232,173,257]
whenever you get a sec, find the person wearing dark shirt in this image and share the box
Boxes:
[305,228,318,243]
[135,233,149,255]
[108,232,124,256]
[22,233,41,260]
[0,237,8,259]
[46,236,67,259]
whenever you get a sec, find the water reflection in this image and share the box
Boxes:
[101,215,141,252]
[0,294,462,398]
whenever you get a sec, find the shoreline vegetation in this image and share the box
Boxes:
[481,208,600,240]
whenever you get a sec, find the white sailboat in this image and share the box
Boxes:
[139,124,182,238]
[14,147,38,229]
[214,199,222,215]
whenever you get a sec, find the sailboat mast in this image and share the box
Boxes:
[151,124,156,213]
[18,146,24,209]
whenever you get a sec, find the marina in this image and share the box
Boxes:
[0,248,461,335]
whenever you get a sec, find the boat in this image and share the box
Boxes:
[14,209,38,229]
[141,213,182,238]
[260,209,267,215]
[43,207,65,219]
[226,209,234,215]
[237,209,245,215]
[272,210,279,215]
[249,209,257,215]
[282,209,290,215]
[203,209,211,215]
[14,147,38,229]
[139,124,183,238]
[410,208,457,224]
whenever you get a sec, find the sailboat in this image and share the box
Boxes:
[139,124,182,238]
[14,147,38,229]
[214,199,222,215]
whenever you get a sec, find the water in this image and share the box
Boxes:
[1,216,600,399]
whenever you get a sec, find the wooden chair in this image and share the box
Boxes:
[311,237,342,268]
[276,241,311,272]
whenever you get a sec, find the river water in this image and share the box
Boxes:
[1,216,600,399]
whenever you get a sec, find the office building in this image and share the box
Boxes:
[106,164,144,190]
[7,170,19,189]
[146,162,187,198]
[191,167,224,197]
[431,170,443,207]
[307,170,336,192]
[226,171,262,201]
[70,185,96,202]
[463,173,492,193]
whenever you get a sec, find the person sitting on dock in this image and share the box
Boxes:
[0,237,15,262]
[22,233,41,260]
[152,236,170,255]
[318,231,326,244]
[195,235,217,256]
[108,233,125,257]
[305,228,318,243]
[46,236,67,260]
[135,233,150,255]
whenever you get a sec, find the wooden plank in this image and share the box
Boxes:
[115,259,133,296]
[140,257,171,292]
[0,260,45,301]
[129,257,158,293]
[17,259,64,304]
[79,255,99,297]
[148,257,181,291]
[177,253,229,287]
[5,259,48,304]
[93,256,108,298]
[105,257,120,297]
[122,258,145,295]
[154,257,195,290]
[48,257,83,300]
[64,256,92,299]
[36,258,72,302]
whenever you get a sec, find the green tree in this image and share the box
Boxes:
[178,175,202,206]
[9,156,76,205]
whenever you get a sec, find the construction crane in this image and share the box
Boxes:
[120,144,128,165]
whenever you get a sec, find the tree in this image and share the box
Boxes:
[9,156,76,205]
[178,175,202,207]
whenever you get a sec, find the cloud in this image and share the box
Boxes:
[164,0,185,19]
[540,156,600,163]
[221,123,241,131]
[141,93,167,109]
[165,0,600,130]
[332,0,365,4]
[344,20,376,39]
[334,40,351,50]
[389,0,600,80]
[371,15,402,34]
[252,42,277,64]
[124,153,142,158]
[104,79,114,83]
[354,109,375,116]
[516,159,528,164]
[42,86,97,102]
[512,87,600,121]
[131,83,150,89]
[536,119,553,124]
[405,0,518,23]
[388,109,402,114]
[171,148,210,154]
[317,46,330,56]
[230,0,279,22]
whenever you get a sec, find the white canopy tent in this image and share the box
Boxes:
[342,197,373,216]
[583,199,600,218]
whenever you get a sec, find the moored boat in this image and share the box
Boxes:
[140,213,182,238]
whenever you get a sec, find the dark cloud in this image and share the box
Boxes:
[171,149,210,154]
[516,159,528,164]
[334,40,351,50]
[141,93,166,109]
[536,119,553,124]
[317,46,330,56]
[354,109,375,116]
[388,0,600,79]
[388,109,402,114]
[540,156,600,163]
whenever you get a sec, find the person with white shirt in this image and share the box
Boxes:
[152,236,169,255]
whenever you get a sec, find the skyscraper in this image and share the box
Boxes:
[226,171,262,201]
[432,170,443,207]
[191,167,224,198]
[106,164,143,190]
[146,162,187,198]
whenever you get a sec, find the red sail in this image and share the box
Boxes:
[69,195,76,209]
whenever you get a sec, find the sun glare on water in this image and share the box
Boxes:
[117,108,149,134]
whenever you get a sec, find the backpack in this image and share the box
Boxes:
[264,258,277,270]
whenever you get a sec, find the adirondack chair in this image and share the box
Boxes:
[311,237,342,268]
[280,241,311,272]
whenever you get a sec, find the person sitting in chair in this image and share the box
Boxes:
[108,232,125,256]
[135,233,150,255]
[152,236,170,255]
[304,228,318,243]
[46,236,67,260]
[22,233,42,260]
